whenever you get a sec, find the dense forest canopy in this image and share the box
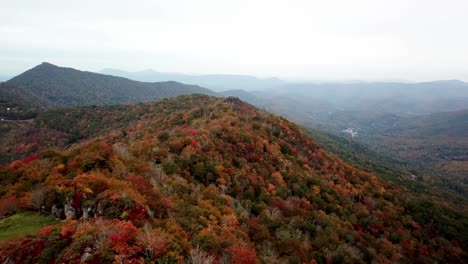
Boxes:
[4,62,216,109]
[0,95,466,263]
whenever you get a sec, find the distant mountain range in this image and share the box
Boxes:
[4,63,467,114]
[3,62,216,109]
[1,62,467,196]
[100,68,285,92]
[262,80,468,115]
[205,80,468,128]
[99,68,468,115]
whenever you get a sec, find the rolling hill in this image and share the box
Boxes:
[0,95,466,263]
[6,63,216,109]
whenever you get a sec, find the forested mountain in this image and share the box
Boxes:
[348,110,468,194]
[0,95,466,263]
[305,128,468,208]
[0,83,46,122]
[218,85,468,199]
[0,83,49,111]
[6,63,216,109]
[296,109,468,195]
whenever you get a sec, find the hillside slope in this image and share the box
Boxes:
[0,95,466,263]
[308,109,468,195]
[0,83,49,111]
[367,110,468,195]
[6,63,216,108]
[305,128,468,208]
[0,83,44,157]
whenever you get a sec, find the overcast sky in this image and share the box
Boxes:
[1,0,467,81]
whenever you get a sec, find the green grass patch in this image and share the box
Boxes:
[0,212,61,242]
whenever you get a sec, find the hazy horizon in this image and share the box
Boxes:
[2,0,468,82]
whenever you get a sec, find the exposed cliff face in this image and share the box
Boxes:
[0,95,466,263]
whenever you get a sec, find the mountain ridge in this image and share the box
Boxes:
[5,63,216,109]
[100,68,285,92]
[0,95,466,263]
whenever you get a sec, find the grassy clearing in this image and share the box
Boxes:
[0,212,61,242]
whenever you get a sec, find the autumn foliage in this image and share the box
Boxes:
[0,95,466,263]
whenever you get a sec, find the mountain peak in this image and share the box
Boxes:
[37,62,58,68]
[5,63,216,108]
